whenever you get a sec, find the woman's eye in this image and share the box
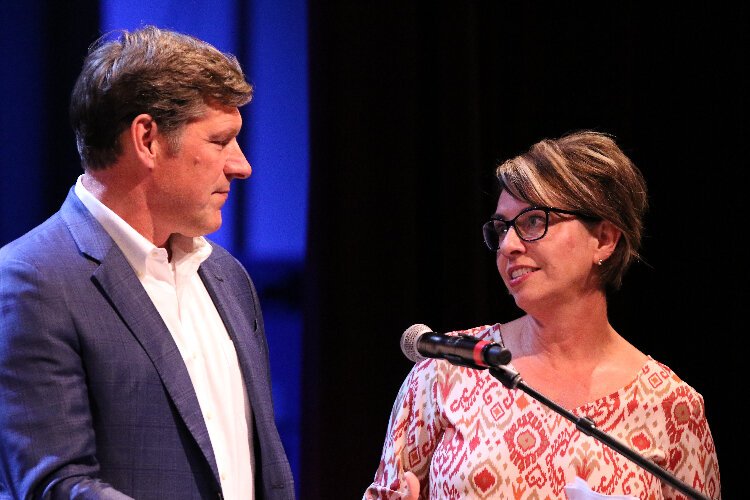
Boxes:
[527,215,545,227]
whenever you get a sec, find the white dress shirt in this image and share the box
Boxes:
[75,176,254,499]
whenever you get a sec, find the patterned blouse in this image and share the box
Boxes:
[364,324,721,500]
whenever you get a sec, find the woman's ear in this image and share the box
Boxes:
[593,220,621,264]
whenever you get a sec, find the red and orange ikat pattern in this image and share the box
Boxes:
[364,324,721,500]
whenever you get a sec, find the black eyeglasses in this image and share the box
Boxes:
[482,206,596,251]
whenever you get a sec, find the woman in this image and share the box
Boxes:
[363,131,721,499]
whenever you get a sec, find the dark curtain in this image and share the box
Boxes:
[302,3,744,499]
[0,2,100,243]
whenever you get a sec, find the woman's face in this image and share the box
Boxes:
[494,190,602,313]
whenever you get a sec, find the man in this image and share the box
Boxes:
[0,26,294,499]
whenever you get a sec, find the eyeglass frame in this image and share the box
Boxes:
[482,206,598,251]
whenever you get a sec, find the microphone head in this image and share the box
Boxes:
[401,323,432,363]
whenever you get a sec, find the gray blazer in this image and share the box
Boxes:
[0,188,295,499]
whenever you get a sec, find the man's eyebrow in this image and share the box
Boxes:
[208,127,241,140]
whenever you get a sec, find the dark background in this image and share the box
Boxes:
[1,2,744,498]
[302,3,744,499]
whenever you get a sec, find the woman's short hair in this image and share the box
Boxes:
[496,130,649,290]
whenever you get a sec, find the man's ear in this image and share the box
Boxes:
[130,114,158,167]
[594,220,621,264]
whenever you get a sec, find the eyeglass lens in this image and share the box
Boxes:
[483,208,548,250]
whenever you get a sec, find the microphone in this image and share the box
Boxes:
[400,323,512,369]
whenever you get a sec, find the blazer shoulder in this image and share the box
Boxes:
[0,212,70,266]
[1,188,110,267]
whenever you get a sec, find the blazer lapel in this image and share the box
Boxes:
[198,260,271,419]
[60,189,221,482]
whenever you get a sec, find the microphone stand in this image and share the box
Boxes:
[488,364,710,500]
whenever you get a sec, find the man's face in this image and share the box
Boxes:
[151,101,251,239]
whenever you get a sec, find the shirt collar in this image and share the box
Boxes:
[74,175,212,277]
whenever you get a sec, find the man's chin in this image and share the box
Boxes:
[182,215,223,238]
[203,221,223,236]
